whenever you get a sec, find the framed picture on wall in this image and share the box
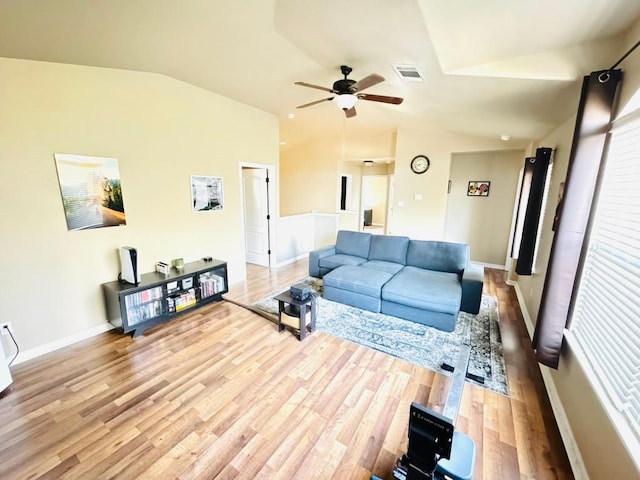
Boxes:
[53,153,128,231]
[191,175,223,212]
[467,181,490,197]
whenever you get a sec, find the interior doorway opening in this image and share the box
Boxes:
[360,174,390,235]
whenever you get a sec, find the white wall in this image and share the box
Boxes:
[0,58,278,356]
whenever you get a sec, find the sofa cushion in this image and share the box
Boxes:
[360,260,405,275]
[318,254,367,271]
[381,266,461,314]
[323,265,393,298]
[368,235,410,264]
[335,230,372,258]
[406,240,469,274]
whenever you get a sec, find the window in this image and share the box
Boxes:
[568,113,640,444]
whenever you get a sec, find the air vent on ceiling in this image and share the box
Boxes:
[392,64,424,82]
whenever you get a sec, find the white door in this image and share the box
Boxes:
[242,168,271,266]
[0,341,12,392]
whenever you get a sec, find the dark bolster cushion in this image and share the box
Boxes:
[368,235,410,264]
[335,230,372,258]
[406,240,469,274]
[382,266,462,314]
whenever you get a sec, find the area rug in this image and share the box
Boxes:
[251,278,508,396]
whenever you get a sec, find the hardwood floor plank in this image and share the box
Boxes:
[0,261,574,479]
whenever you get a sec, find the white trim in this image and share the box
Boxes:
[611,107,640,129]
[239,162,278,268]
[12,323,115,365]
[512,282,589,480]
[538,365,590,480]
[275,252,309,268]
[476,261,507,271]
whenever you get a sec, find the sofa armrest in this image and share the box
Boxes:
[309,244,336,277]
[460,263,484,314]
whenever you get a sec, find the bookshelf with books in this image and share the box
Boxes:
[102,259,228,336]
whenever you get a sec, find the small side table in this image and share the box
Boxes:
[274,291,316,340]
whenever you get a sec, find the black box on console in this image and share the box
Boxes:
[290,282,312,301]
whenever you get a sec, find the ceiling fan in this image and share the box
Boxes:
[295,65,404,118]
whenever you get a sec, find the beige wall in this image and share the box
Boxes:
[279,129,395,217]
[279,138,340,215]
[0,58,278,355]
[513,30,640,479]
[392,127,519,239]
[445,150,525,265]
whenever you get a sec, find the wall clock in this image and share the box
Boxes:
[411,155,430,174]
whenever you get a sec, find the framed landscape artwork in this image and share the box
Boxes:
[191,175,223,212]
[54,153,127,231]
[467,181,490,197]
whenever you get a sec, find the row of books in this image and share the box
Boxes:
[124,286,163,310]
[199,272,226,299]
[126,299,164,325]
[168,288,197,313]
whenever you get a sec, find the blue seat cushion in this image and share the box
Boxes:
[323,265,392,298]
[382,266,461,314]
[318,254,367,271]
[360,260,404,275]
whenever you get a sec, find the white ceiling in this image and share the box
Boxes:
[1,0,639,148]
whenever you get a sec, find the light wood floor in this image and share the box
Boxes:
[0,261,574,479]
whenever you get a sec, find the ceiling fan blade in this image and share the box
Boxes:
[357,93,404,105]
[294,81,336,93]
[351,73,384,92]
[296,97,334,109]
[344,106,357,118]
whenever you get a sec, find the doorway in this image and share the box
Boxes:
[241,164,275,267]
[360,174,390,234]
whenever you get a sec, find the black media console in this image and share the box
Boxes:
[101,259,228,336]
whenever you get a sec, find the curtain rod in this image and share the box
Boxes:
[609,39,640,70]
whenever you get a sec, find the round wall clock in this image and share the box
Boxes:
[411,155,430,174]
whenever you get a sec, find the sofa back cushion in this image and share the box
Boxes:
[368,235,410,264]
[406,240,469,274]
[335,230,372,258]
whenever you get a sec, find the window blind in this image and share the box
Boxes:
[569,115,640,441]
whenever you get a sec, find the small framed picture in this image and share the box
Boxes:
[467,181,490,197]
[191,175,223,212]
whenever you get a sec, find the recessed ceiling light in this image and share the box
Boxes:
[287,113,295,119]
[501,134,511,141]
[279,141,287,146]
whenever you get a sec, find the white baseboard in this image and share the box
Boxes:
[476,262,507,270]
[275,252,308,268]
[512,283,589,480]
[12,323,115,366]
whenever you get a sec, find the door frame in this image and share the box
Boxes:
[239,162,278,267]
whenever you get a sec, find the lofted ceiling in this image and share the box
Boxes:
[1,0,639,149]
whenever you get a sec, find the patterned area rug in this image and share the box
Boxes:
[252,278,508,396]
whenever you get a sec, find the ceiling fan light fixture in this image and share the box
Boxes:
[335,94,358,110]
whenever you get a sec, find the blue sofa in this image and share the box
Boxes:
[308,230,484,332]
